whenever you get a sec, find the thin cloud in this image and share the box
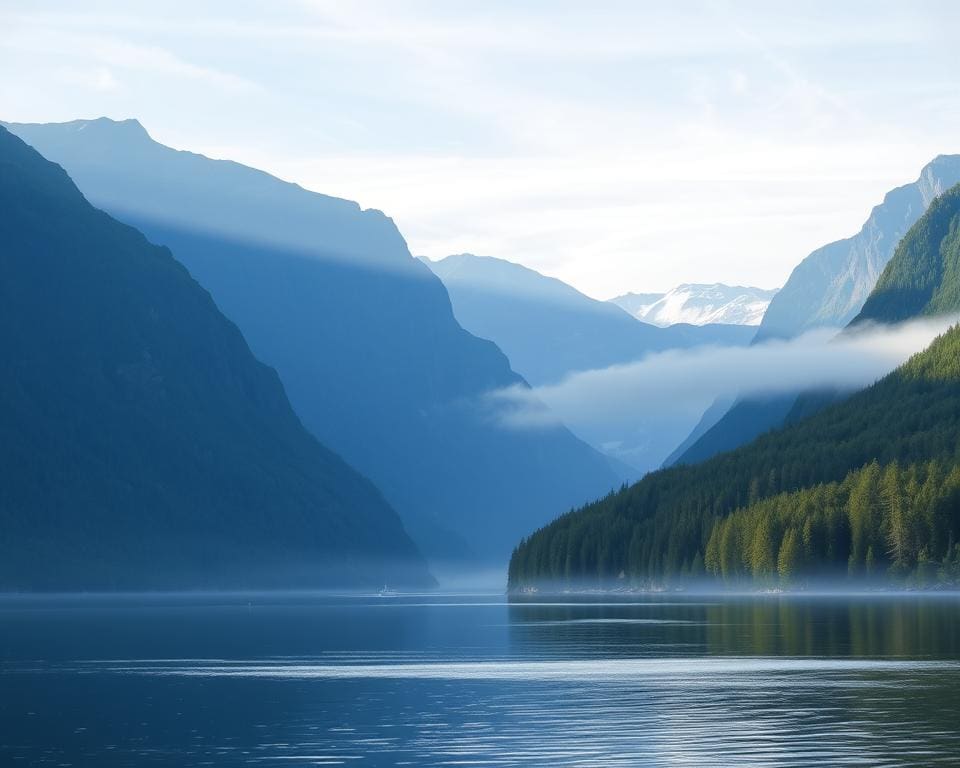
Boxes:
[488,316,960,436]
[1,26,257,93]
[4,3,960,298]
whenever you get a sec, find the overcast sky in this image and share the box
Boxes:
[3,1,960,298]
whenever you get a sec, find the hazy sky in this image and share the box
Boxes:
[3,1,960,298]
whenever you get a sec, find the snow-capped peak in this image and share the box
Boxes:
[610,283,778,327]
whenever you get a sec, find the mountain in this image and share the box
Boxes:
[611,284,777,327]
[671,176,960,470]
[427,254,756,386]
[5,117,621,568]
[668,391,848,468]
[510,193,960,591]
[755,155,960,342]
[426,254,755,473]
[660,395,735,468]
[606,292,664,317]
[509,323,960,590]
[0,125,431,590]
[854,183,960,325]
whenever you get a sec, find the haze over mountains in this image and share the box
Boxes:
[427,254,755,387]
[5,112,959,593]
[0,125,432,590]
[611,284,777,327]
[6,117,621,570]
[511,184,960,589]
[667,155,960,469]
[426,253,756,472]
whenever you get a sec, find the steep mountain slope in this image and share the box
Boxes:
[6,118,621,566]
[606,291,663,317]
[427,254,755,473]
[510,190,960,589]
[674,178,960,469]
[660,395,734,467]
[670,390,850,468]
[509,324,960,589]
[666,394,799,467]
[611,284,776,327]
[0,126,431,590]
[756,155,960,342]
[427,254,755,386]
[854,184,960,325]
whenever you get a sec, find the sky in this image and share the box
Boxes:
[3,1,960,298]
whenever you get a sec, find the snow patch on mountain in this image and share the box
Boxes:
[610,284,777,327]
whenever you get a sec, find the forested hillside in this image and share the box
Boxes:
[509,325,960,589]
[756,154,960,340]
[854,183,960,324]
[669,185,960,471]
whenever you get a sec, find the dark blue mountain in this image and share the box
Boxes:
[6,118,622,567]
[668,394,806,467]
[0,125,431,590]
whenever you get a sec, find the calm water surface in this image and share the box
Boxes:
[2,592,960,766]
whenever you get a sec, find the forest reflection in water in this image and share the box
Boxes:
[507,592,960,658]
[2,591,959,766]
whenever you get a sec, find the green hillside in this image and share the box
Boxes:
[510,325,960,588]
[511,181,960,591]
[854,183,960,324]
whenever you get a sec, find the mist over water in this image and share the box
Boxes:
[3,591,960,766]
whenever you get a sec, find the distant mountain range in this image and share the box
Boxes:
[426,253,756,472]
[0,125,431,590]
[9,113,957,591]
[510,183,960,590]
[756,154,960,342]
[427,254,756,386]
[611,284,777,327]
[6,118,621,569]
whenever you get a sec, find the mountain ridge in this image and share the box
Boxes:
[426,252,756,473]
[510,174,960,589]
[611,283,777,327]
[853,183,960,325]
[7,117,622,568]
[756,154,960,342]
[0,124,432,590]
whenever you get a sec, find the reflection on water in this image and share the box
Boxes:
[1,592,959,766]
[509,595,960,658]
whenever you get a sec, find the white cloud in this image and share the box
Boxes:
[3,2,960,297]
[488,317,960,453]
[0,22,257,93]
[55,66,119,92]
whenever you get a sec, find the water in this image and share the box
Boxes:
[2,592,960,766]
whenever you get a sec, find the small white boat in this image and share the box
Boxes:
[378,585,398,598]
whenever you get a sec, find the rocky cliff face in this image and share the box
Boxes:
[755,155,960,342]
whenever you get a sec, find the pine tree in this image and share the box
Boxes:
[777,527,802,585]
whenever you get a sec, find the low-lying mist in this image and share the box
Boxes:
[489,315,960,471]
